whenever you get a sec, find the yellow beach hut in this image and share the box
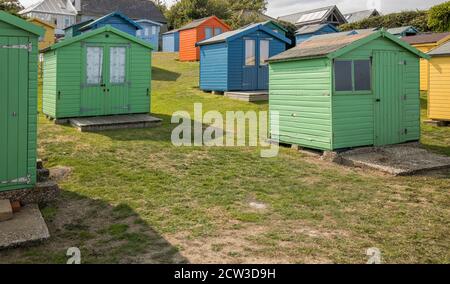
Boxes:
[427,41,450,124]
[403,32,450,91]
[27,18,55,50]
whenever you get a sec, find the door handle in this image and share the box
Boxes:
[12,112,17,117]
[375,99,381,102]
[100,83,106,87]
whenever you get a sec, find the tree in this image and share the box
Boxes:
[165,0,268,30]
[0,0,23,16]
[428,1,450,32]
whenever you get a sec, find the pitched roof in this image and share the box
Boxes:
[178,16,230,31]
[136,19,163,26]
[197,22,291,46]
[295,23,339,35]
[64,19,94,31]
[387,26,418,36]
[162,29,180,35]
[402,32,450,45]
[79,11,143,31]
[43,25,153,52]
[269,30,429,62]
[19,0,77,16]
[239,10,276,22]
[79,0,167,23]
[0,10,45,36]
[428,41,450,56]
[27,17,56,28]
[278,5,346,26]
[344,9,380,23]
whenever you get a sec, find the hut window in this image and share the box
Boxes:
[86,47,103,85]
[214,28,222,35]
[245,40,256,66]
[110,47,126,84]
[334,60,353,91]
[354,60,371,91]
[205,28,213,39]
[260,40,270,65]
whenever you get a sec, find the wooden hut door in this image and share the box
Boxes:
[243,38,258,90]
[0,36,30,189]
[373,50,405,146]
[105,45,130,115]
[82,45,107,116]
[258,39,270,90]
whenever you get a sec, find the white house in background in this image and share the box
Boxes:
[19,0,77,36]
[344,9,380,24]
[278,5,347,28]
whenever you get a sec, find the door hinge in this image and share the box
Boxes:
[0,43,32,52]
[0,174,31,185]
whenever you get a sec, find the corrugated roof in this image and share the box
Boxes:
[80,0,167,23]
[20,0,77,16]
[344,9,379,23]
[295,23,338,35]
[269,31,375,61]
[387,26,418,35]
[403,32,450,45]
[428,41,450,56]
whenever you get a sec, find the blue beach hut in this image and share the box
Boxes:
[162,29,180,52]
[77,11,142,37]
[295,23,339,45]
[136,19,163,51]
[197,22,291,91]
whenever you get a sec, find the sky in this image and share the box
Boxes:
[19,0,450,18]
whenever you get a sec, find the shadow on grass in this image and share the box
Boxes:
[0,190,189,264]
[152,67,181,82]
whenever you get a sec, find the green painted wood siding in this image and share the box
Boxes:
[43,31,151,119]
[269,58,333,150]
[332,37,420,149]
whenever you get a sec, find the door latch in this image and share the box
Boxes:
[375,99,381,102]
[12,112,17,117]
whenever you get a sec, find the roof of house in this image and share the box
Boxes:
[387,26,418,35]
[178,16,230,31]
[278,5,347,26]
[0,10,45,36]
[402,32,450,45]
[79,0,167,23]
[162,29,180,35]
[428,41,450,56]
[344,9,380,23]
[19,0,77,16]
[197,22,291,46]
[295,23,339,35]
[43,25,153,52]
[27,17,56,28]
[64,19,94,31]
[79,11,143,31]
[268,30,429,62]
[136,19,163,26]
[239,10,277,22]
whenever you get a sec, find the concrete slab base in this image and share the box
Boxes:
[337,143,450,175]
[0,204,49,249]
[424,120,450,127]
[0,200,13,222]
[69,114,163,132]
[0,181,60,205]
[224,91,268,102]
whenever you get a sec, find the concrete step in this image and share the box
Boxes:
[69,114,162,132]
[37,168,50,182]
[0,200,13,222]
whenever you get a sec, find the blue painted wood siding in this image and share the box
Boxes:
[295,25,338,45]
[199,43,228,91]
[162,32,179,52]
[90,15,139,36]
[137,22,160,51]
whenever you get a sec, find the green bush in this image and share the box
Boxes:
[428,1,450,32]
[340,10,430,32]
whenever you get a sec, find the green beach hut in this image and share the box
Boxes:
[268,30,429,151]
[42,25,153,119]
[0,11,44,192]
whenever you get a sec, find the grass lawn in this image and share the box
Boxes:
[0,53,449,264]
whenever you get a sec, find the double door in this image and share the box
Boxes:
[81,44,130,116]
[243,37,270,90]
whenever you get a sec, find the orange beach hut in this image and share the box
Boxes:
[179,16,230,61]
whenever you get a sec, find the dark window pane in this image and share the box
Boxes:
[354,60,371,91]
[334,60,353,91]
